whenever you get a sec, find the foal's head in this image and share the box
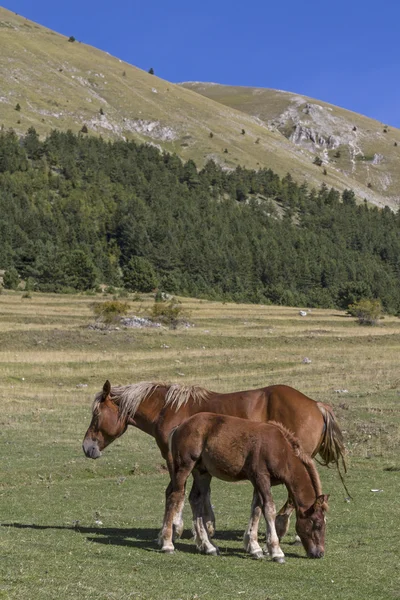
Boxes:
[82,380,135,459]
[295,495,329,559]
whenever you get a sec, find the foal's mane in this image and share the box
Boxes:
[269,421,323,499]
[93,381,212,421]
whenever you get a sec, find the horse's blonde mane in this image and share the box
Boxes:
[269,420,323,499]
[93,381,212,421]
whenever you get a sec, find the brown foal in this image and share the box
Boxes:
[160,413,329,562]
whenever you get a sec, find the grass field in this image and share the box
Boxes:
[0,291,399,600]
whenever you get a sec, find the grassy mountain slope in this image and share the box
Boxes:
[180,83,400,209]
[0,7,398,208]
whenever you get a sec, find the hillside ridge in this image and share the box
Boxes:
[180,82,400,208]
[0,7,398,208]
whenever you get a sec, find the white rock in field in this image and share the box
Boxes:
[299,310,307,316]
[302,357,312,364]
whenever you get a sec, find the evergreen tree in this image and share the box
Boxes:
[123,256,158,292]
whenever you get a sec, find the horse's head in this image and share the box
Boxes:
[295,494,329,558]
[82,380,135,459]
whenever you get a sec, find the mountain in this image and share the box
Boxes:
[0,7,399,208]
[180,83,400,210]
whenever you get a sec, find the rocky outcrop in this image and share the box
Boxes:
[290,124,340,149]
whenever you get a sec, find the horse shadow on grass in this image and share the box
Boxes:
[0,522,305,560]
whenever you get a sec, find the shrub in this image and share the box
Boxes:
[80,125,88,134]
[337,282,371,309]
[148,67,154,75]
[150,298,189,329]
[91,300,130,324]
[313,156,323,166]
[68,36,76,42]
[347,298,383,325]
[15,103,21,112]
[241,129,246,135]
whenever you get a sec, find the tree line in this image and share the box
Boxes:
[1,127,400,313]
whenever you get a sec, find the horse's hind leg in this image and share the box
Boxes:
[243,490,264,559]
[161,480,184,540]
[159,471,189,553]
[254,474,285,563]
[189,470,219,556]
[202,483,216,538]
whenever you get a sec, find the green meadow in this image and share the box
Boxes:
[0,292,399,600]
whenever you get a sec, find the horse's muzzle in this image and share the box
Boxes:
[82,439,102,459]
[308,548,324,559]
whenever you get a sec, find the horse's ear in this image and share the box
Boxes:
[314,494,330,509]
[102,380,111,400]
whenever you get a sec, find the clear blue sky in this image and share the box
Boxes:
[5,0,400,127]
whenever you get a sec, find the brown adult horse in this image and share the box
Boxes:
[160,413,329,561]
[83,380,345,539]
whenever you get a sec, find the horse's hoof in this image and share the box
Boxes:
[251,551,264,560]
[273,556,285,564]
[207,547,220,556]
[161,547,175,554]
[292,535,302,546]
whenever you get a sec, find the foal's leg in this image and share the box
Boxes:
[159,471,188,553]
[189,470,219,556]
[162,452,184,540]
[255,475,285,563]
[275,496,295,540]
[243,490,264,559]
[275,496,301,544]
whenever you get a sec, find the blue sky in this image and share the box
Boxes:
[5,0,400,127]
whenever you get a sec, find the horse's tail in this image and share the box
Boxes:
[167,426,180,475]
[317,402,351,497]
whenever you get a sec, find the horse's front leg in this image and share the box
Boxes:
[189,470,219,555]
[276,496,300,544]
[255,474,285,563]
[243,490,264,559]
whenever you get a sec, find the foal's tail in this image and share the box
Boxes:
[317,403,351,498]
[167,426,180,476]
